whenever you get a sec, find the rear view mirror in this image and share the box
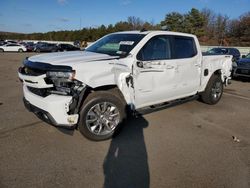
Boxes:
[242,55,246,58]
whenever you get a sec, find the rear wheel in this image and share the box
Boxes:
[0,48,4,52]
[200,75,223,105]
[78,91,126,141]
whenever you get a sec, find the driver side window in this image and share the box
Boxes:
[137,35,172,61]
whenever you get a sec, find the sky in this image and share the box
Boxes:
[0,0,249,33]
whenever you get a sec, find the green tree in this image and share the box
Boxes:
[184,8,205,37]
[160,12,184,32]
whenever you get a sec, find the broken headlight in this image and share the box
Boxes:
[46,70,78,95]
[46,71,75,80]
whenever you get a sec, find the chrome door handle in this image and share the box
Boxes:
[166,65,174,69]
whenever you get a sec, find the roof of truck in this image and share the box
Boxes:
[114,30,196,38]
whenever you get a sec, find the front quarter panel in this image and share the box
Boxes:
[72,60,117,88]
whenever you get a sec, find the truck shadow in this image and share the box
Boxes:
[103,116,150,188]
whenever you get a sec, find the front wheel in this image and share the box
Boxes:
[18,48,23,52]
[78,91,126,141]
[0,48,4,52]
[200,75,223,105]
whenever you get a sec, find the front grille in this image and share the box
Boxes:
[27,87,49,97]
[236,69,250,75]
[238,63,250,68]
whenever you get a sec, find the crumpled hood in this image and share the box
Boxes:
[27,50,122,88]
[28,51,118,65]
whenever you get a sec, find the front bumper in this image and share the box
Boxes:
[233,67,250,78]
[23,85,79,127]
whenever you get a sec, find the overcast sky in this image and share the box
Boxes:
[0,0,249,33]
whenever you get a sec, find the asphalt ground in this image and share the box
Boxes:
[0,53,249,188]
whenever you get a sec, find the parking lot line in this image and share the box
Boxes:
[224,92,250,101]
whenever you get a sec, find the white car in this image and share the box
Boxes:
[0,44,27,52]
[18,30,232,141]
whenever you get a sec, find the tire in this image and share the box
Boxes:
[78,91,126,141]
[200,75,223,105]
[18,48,23,52]
[0,48,4,52]
[36,49,40,53]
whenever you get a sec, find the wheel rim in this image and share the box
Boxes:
[86,102,120,136]
[211,81,222,100]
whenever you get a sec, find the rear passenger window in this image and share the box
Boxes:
[174,37,197,59]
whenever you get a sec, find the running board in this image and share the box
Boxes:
[136,95,199,116]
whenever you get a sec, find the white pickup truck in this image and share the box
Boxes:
[18,31,232,141]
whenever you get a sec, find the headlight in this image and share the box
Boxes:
[46,71,75,80]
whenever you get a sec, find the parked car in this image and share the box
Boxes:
[5,40,17,44]
[0,44,26,52]
[34,43,59,52]
[25,43,35,52]
[57,43,80,51]
[232,53,250,78]
[204,47,241,62]
[0,40,6,46]
[73,40,81,48]
[19,42,27,46]
[18,31,232,141]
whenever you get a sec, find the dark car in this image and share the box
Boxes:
[205,47,241,62]
[57,43,80,52]
[0,40,6,46]
[73,40,81,48]
[232,53,250,78]
[25,42,35,52]
[34,43,59,52]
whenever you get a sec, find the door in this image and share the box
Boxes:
[7,44,19,52]
[4,44,13,51]
[134,35,179,108]
[172,36,201,96]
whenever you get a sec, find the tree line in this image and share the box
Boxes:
[1,8,249,46]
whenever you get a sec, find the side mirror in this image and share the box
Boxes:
[136,61,144,68]
[242,55,246,58]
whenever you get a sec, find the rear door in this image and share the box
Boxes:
[172,36,201,96]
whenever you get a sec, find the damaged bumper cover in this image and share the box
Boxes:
[22,85,79,128]
[18,61,88,128]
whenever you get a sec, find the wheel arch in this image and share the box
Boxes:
[90,84,127,105]
[74,84,127,119]
[199,69,223,92]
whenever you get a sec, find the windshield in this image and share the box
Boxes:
[208,48,228,54]
[85,33,145,56]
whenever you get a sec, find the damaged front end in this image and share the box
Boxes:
[18,59,87,127]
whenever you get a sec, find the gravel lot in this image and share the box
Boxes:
[0,53,249,188]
